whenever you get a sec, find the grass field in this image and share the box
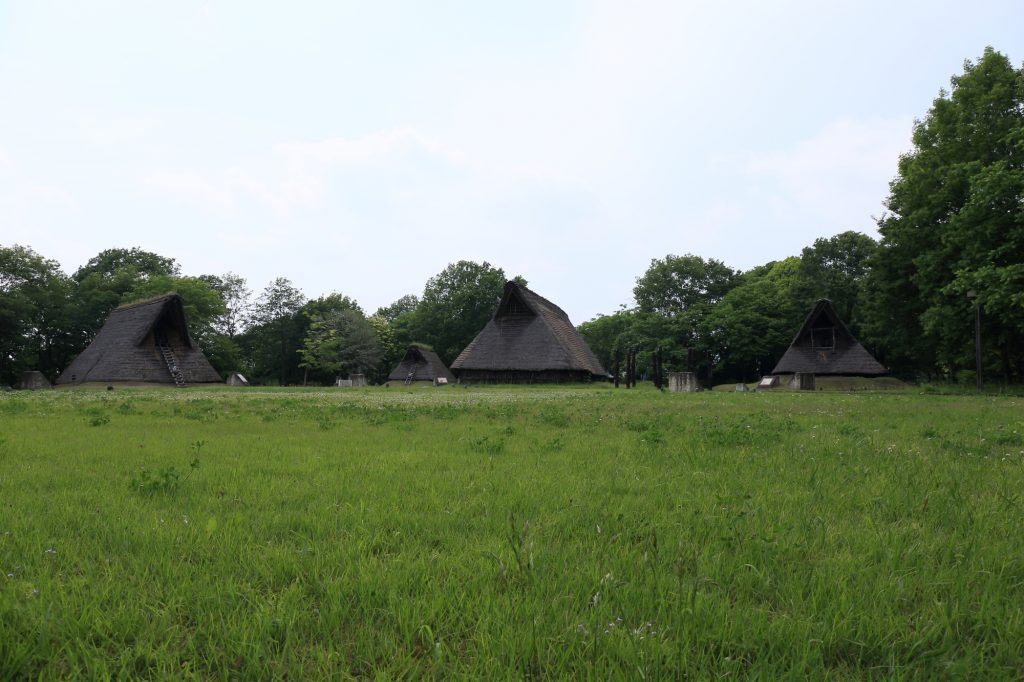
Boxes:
[2,385,1023,679]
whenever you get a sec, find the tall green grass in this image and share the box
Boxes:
[1,387,1022,678]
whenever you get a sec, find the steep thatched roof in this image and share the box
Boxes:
[450,281,608,377]
[771,299,886,376]
[388,344,456,383]
[57,294,222,385]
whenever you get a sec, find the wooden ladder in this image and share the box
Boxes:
[158,345,187,388]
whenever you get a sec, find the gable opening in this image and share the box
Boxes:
[504,292,532,316]
[152,310,189,348]
[810,326,835,351]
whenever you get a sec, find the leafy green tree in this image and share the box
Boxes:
[301,293,362,321]
[242,278,306,385]
[578,309,636,377]
[375,294,419,323]
[293,293,364,384]
[199,272,252,339]
[0,245,75,384]
[864,47,1024,380]
[412,261,511,364]
[74,248,179,281]
[367,314,400,384]
[633,254,738,316]
[298,309,381,385]
[703,258,803,381]
[620,254,741,381]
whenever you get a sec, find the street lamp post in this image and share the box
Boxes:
[966,291,981,391]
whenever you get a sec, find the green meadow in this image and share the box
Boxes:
[1,386,1023,679]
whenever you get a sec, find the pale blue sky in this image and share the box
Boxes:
[2,1,1023,322]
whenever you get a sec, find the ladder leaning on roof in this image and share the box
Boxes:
[158,344,187,388]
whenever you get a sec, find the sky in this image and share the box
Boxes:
[2,1,1023,324]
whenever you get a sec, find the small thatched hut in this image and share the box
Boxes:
[56,294,223,387]
[20,371,51,390]
[451,281,608,384]
[226,372,250,386]
[771,299,886,377]
[387,344,455,386]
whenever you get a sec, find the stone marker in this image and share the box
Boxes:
[667,372,699,392]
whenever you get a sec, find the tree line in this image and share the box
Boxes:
[2,48,1022,386]
[0,249,519,387]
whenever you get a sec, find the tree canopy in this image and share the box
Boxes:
[865,47,1024,380]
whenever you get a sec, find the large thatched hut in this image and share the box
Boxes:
[451,281,608,384]
[771,299,886,377]
[56,294,222,387]
[387,344,455,386]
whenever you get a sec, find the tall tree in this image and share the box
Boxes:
[413,261,511,364]
[864,47,1024,380]
[243,278,306,385]
[298,309,381,385]
[627,254,740,377]
[0,245,75,384]
[633,254,738,316]
[702,258,803,381]
[375,294,419,323]
[200,272,252,339]
[577,309,636,377]
[367,313,400,384]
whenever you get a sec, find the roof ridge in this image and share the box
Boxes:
[114,292,180,311]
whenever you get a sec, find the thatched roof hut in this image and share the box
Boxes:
[771,299,886,376]
[451,281,608,383]
[20,371,51,390]
[56,294,222,386]
[388,344,455,385]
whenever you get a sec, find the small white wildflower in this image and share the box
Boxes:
[44,548,56,556]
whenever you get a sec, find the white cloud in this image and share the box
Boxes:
[143,127,464,218]
[745,116,914,232]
